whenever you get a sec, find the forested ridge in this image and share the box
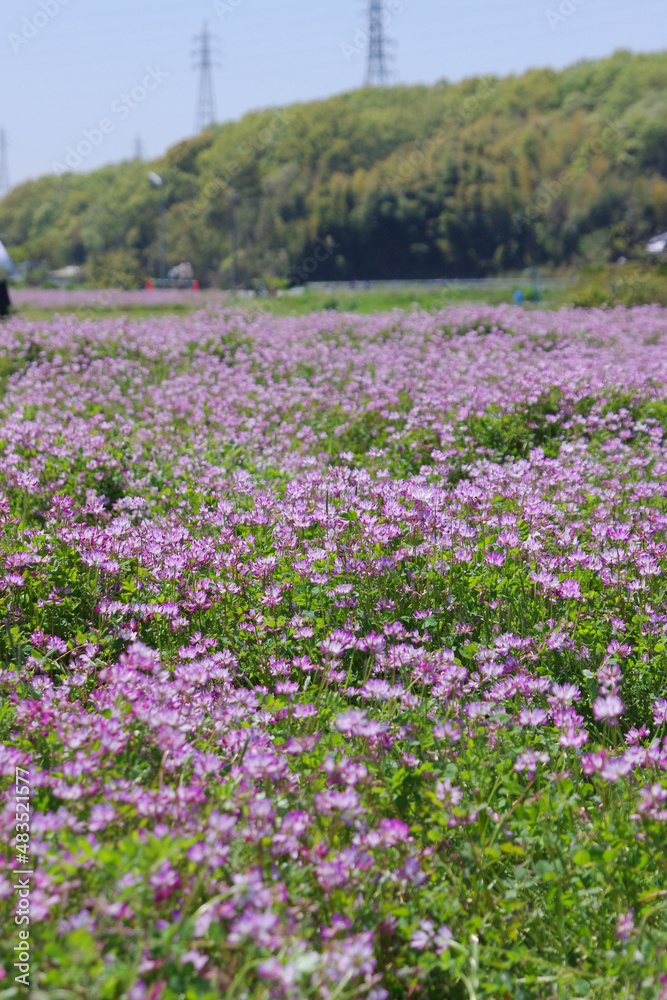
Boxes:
[3,48,667,286]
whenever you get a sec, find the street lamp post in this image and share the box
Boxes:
[148,171,166,281]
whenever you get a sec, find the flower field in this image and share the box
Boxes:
[1,302,667,999]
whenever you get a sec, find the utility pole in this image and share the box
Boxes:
[134,135,143,161]
[193,21,221,134]
[0,129,9,199]
[230,188,239,289]
[366,0,393,87]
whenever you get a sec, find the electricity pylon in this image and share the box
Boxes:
[193,21,221,133]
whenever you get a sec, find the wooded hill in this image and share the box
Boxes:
[3,48,667,286]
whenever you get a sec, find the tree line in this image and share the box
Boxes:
[2,49,667,286]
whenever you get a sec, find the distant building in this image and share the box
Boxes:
[645,232,667,254]
[50,265,82,287]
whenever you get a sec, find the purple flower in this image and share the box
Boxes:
[433,720,462,743]
[367,818,411,847]
[321,913,352,939]
[514,749,549,776]
[548,682,581,707]
[333,708,388,739]
[581,750,606,775]
[149,861,181,901]
[258,957,297,985]
[466,701,493,721]
[636,783,667,821]
[323,930,376,979]
[434,924,453,954]
[400,856,427,886]
[559,726,589,749]
[228,909,280,948]
[592,694,625,723]
[314,788,362,817]
[180,949,208,972]
[518,708,548,727]
[615,909,635,941]
[88,802,115,832]
[653,699,667,726]
[435,778,463,807]
[596,661,622,694]
[600,757,632,782]
[410,919,434,950]
[559,579,581,600]
[334,709,367,735]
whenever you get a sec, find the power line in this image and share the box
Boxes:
[366,0,393,87]
[0,129,9,198]
[193,20,221,134]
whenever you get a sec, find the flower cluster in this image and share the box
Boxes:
[0,303,666,998]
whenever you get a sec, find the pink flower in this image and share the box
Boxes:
[434,924,453,954]
[435,778,463,807]
[626,725,650,745]
[334,709,387,738]
[433,720,462,743]
[615,910,635,941]
[410,920,434,950]
[559,579,581,600]
[600,758,632,782]
[314,788,362,817]
[518,708,548,727]
[592,694,625,723]
[548,682,581,707]
[581,750,606,775]
[373,818,411,846]
[514,749,549,777]
[559,727,589,749]
[180,950,208,972]
[653,699,667,726]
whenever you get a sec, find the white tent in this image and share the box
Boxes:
[0,239,16,277]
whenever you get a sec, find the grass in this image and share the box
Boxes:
[7,277,577,322]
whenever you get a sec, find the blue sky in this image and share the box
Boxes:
[1,0,666,189]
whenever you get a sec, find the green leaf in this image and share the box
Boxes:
[500,842,524,855]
